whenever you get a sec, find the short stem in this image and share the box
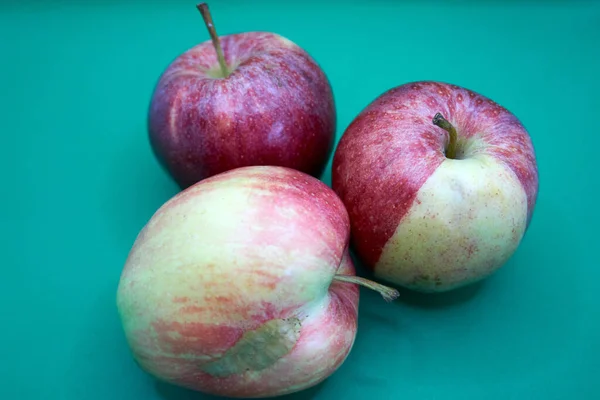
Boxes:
[333,275,399,302]
[432,112,458,159]
[197,3,229,78]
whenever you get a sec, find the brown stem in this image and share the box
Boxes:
[432,112,458,159]
[333,275,399,302]
[197,3,229,78]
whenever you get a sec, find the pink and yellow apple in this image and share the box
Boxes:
[332,81,539,292]
[147,3,336,189]
[116,166,397,398]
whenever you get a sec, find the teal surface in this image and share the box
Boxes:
[2,1,599,399]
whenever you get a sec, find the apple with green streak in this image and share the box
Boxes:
[147,3,336,189]
[116,165,398,398]
[332,81,539,292]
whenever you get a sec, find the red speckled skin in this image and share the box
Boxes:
[331,81,539,271]
[116,166,359,398]
[148,32,336,189]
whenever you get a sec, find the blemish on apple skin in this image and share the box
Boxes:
[199,317,302,378]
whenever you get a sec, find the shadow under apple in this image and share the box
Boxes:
[154,376,326,400]
[393,280,485,309]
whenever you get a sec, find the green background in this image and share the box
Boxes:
[2,0,598,399]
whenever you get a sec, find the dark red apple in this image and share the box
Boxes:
[332,81,539,292]
[148,3,336,189]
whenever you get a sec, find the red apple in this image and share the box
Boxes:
[332,81,539,292]
[147,3,336,189]
[116,165,398,398]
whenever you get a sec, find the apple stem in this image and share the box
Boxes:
[197,3,229,78]
[432,113,458,159]
[333,275,399,302]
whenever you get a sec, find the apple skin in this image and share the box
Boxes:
[332,81,539,293]
[148,32,336,189]
[116,166,359,398]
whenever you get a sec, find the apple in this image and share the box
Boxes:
[147,3,337,189]
[331,81,539,293]
[116,165,398,398]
